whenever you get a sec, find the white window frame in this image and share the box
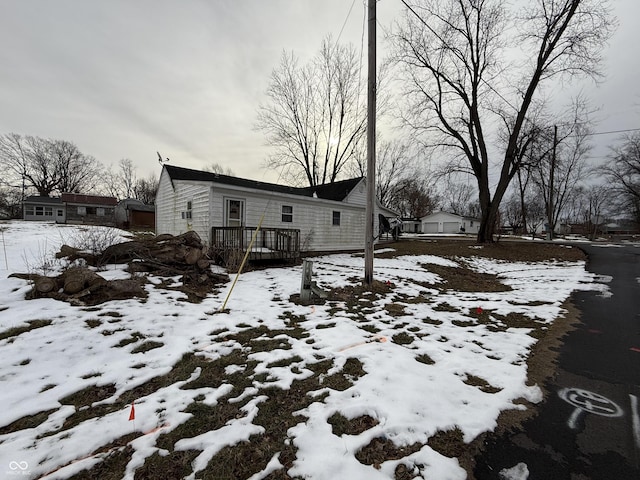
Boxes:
[281,205,293,223]
[225,198,245,227]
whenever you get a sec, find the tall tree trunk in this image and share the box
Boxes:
[477,181,495,242]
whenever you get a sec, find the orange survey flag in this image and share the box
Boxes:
[129,402,135,421]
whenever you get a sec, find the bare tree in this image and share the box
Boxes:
[0,133,30,195]
[533,103,594,237]
[0,187,23,218]
[502,194,524,234]
[205,162,235,176]
[388,177,438,218]
[392,0,614,242]
[0,134,58,196]
[525,194,547,239]
[50,140,103,193]
[0,134,102,198]
[602,133,640,224]
[439,180,477,216]
[104,159,137,200]
[583,185,611,239]
[256,36,373,187]
[351,138,415,207]
[134,175,159,205]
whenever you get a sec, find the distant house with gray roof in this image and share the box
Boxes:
[23,193,118,226]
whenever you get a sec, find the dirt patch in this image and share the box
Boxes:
[356,436,423,467]
[377,239,586,263]
[425,263,512,293]
[328,413,379,436]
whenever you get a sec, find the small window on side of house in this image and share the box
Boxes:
[97,207,105,216]
[57,209,64,217]
[77,206,86,215]
[282,205,293,223]
[182,200,193,220]
[332,210,341,226]
[26,206,34,216]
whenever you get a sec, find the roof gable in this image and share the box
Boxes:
[164,165,363,201]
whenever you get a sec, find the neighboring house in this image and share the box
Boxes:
[115,199,156,230]
[61,193,117,226]
[23,196,65,223]
[400,217,423,234]
[155,165,395,255]
[23,194,117,226]
[420,211,481,235]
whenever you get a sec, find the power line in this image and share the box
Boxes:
[336,0,358,45]
[584,127,640,137]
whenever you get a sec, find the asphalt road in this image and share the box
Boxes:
[474,242,640,479]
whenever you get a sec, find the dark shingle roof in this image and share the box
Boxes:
[24,196,63,204]
[164,165,363,202]
[61,193,118,206]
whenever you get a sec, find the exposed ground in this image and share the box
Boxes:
[0,236,594,480]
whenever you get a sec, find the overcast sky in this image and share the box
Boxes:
[1,0,638,185]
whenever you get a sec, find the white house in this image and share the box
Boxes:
[420,211,481,235]
[400,217,423,234]
[155,165,395,253]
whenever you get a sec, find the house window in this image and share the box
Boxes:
[44,207,53,217]
[470,220,474,227]
[26,206,34,216]
[97,207,105,216]
[87,207,97,215]
[77,206,86,215]
[57,209,64,217]
[181,200,193,220]
[282,205,293,223]
[225,198,244,227]
[332,211,341,226]
[35,206,44,216]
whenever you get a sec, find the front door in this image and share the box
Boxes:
[225,198,245,227]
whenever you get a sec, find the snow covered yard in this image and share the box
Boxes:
[0,222,609,480]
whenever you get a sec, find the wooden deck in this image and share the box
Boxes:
[210,226,300,264]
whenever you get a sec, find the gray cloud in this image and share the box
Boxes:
[0,0,637,183]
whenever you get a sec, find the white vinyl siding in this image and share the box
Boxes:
[155,170,393,252]
[155,171,212,244]
[210,185,365,252]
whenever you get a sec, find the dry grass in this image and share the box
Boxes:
[14,239,586,479]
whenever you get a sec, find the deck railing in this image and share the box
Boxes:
[210,226,300,263]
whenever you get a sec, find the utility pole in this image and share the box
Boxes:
[546,125,557,241]
[364,0,376,286]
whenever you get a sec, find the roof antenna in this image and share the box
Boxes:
[157,152,170,165]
